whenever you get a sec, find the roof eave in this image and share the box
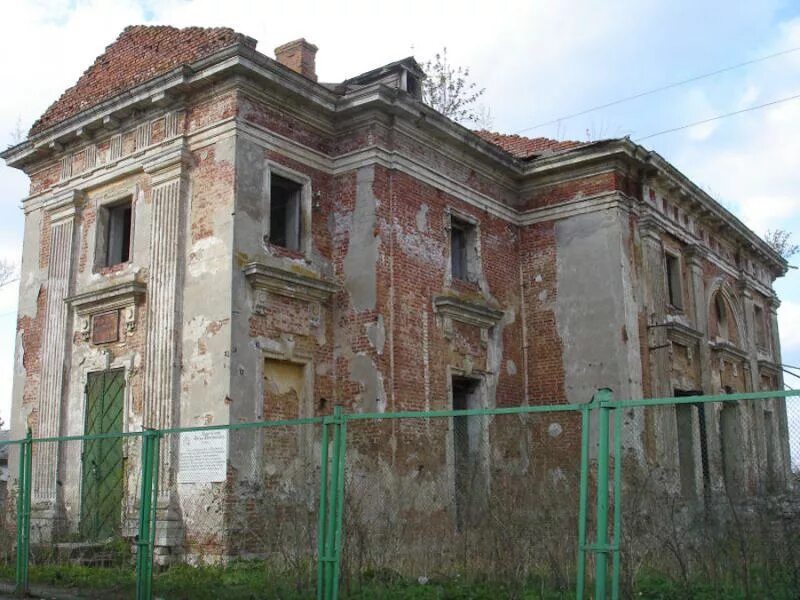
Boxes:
[335,84,524,173]
[640,148,788,276]
[2,42,343,171]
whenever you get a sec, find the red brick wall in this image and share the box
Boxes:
[523,172,617,210]
[520,222,566,404]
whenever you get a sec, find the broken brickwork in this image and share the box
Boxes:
[1,26,790,559]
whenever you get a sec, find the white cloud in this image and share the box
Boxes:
[682,88,720,141]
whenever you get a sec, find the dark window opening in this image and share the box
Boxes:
[719,402,742,497]
[754,305,767,349]
[405,73,420,98]
[270,174,302,251]
[714,294,728,339]
[675,403,696,499]
[450,218,472,281]
[104,201,132,267]
[665,253,682,309]
[452,376,482,531]
[675,390,711,495]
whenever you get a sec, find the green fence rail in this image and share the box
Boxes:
[0,388,798,599]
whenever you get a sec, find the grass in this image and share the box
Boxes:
[0,561,797,599]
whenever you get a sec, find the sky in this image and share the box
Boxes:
[0,0,799,439]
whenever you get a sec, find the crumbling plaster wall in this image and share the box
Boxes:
[554,208,643,406]
[7,204,45,488]
[179,136,235,429]
[635,180,789,496]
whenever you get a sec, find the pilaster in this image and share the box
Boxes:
[32,190,80,513]
[736,280,760,391]
[685,244,711,393]
[639,215,670,398]
[141,147,190,531]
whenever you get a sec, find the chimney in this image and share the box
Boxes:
[274,38,318,81]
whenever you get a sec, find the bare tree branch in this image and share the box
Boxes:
[421,48,488,126]
[764,229,799,260]
[0,259,18,288]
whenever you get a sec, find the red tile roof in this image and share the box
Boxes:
[29,26,255,136]
[475,130,584,159]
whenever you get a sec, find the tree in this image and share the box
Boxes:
[764,229,799,260]
[0,259,17,288]
[7,116,25,148]
[421,48,490,127]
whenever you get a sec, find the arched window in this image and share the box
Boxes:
[714,294,728,340]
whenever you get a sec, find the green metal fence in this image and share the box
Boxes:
[0,389,798,599]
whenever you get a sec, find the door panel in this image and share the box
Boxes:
[80,369,125,540]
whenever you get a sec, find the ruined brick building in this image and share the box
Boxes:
[1,26,790,552]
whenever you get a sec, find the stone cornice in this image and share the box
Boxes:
[65,280,146,315]
[432,294,504,329]
[709,339,749,362]
[519,191,634,226]
[757,359,781,376]
[634,206,768,286]
[684,243,708,268]
[767,295,781,312]
[143,144,192,185]
[243,261,339,303]
[641,150,786,276]
[47,189,83,224]
[637,213,664,243]
[664,321,704,347]
[0,38,788,283]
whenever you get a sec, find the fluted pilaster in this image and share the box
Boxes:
[142,149,189,491]
[33,192,79,504]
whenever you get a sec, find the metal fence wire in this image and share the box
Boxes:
[0,389,797,600]
[340,409,582,597]
[613,392,800,599]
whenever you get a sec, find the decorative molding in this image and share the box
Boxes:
[59,155,72,181]
[109,134,122,161]
[683,243,708,269]
[48,189,82,224]
[135,122,151,151]
[433,294,504,343]
[164,111,181,138]
[757,359,781,376]
[66,280,145,336]
[143,145,192,185]
[637,213,664,244]
[664,321,703,347]
[767,295,781,313]
[519,191,634,226]
[91,310,120,345]
[66,280,146,315]
[709,339,749,362]
[243,261,339,306]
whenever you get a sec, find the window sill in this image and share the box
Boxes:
[94,261,132,277]
[450,277,480,293]
[266,243,309,262]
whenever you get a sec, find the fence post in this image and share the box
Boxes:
[15,429,32,598]
[331,411,347,600]
[316,419,330,600]
[135,429,159,600]
[611,403,622,600]
[320,406,346,600]
[575,403,592,599]
[594,388,613,600]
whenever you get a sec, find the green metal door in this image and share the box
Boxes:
[80,369,125,540]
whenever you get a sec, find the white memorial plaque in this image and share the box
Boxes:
[178,430,228,483]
